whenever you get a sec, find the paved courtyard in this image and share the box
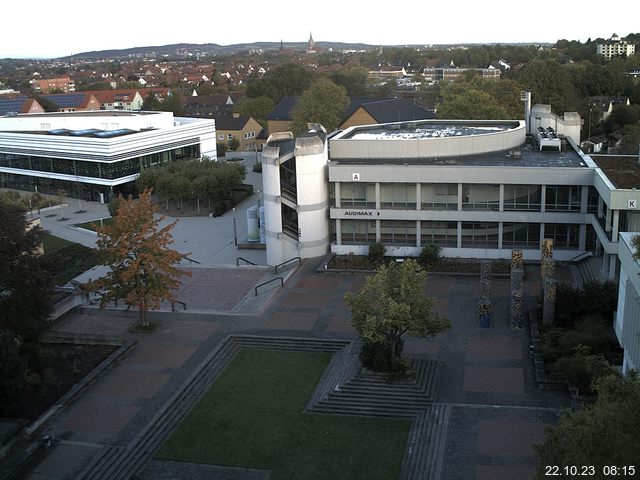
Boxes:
[12,254,570,480]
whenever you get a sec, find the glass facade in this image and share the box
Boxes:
[421,183,458,210]
[461,222,499,248]
[380,183,416,209]
[420,221,458,247]
[462,184,500,211]
[503,185,542,211]
[502,223,541,248]
[544,223,580,249]
[340,182,376,208]
[341,220,376,244]
[380,220,416,245]
[545,185,581,212]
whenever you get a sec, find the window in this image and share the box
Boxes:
[340,182,375,208]
[421,221,457,247]
[227,134,233,140]
[380,220,416,245]
[218,134,224,140]
[545,186,581,212]
[421,183,458,210]
[380,183,416,209]
[461,222,499,248]
[503,185,541,211]
[502,223,540,248]
[462,184,499,211]
[544,224,579,249]
[341,220,376,244]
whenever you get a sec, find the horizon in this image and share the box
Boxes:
[2,0,637,59]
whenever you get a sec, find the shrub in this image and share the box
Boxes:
[228,138,240,151]
[419,244,441,267]
[108,195,123,217]
[252,162,262,173]
[359,339,412,378]
[216,142,227,157]
[368,242,386,265]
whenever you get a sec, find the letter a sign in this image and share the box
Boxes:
[352,172,360,181]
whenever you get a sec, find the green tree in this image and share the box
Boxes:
[246,63,315,103]
[617,124,640,154]
[291,78,349,134]
[330,66,369,97]
[343,259,451,372]
[516,59,578,113]
[227,137,240,151]
[84,190,189,327]
[234,96,274,127]
[535,373,640,478]
[142,93,161,111]
[163,92,183,116]
[0,201,52,342]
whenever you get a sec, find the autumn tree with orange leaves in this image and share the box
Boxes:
[85,189,189,327]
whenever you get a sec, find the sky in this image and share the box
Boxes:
[2,0,638,59]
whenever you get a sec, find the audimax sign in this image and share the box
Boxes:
[344,210,380,216]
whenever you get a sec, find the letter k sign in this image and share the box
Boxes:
[629,199,637,209]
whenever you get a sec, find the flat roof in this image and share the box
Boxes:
[330,141,588,168]
[592,155,640,189]
[339,120,521,140]
[9,110,157,118]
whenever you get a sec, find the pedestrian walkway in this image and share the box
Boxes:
[13,258,569,480]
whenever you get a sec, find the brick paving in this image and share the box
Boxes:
[15,259,574,480]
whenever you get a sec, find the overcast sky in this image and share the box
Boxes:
[3,0,638,58]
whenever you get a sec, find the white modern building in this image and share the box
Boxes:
[596,34,636,60]
[615,233,640,375]
[0,110,216,202]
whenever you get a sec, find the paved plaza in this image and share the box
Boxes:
[5,163,570,479]
[15,258,568,480]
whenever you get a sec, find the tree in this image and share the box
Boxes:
[246,63,316,104]
[291,78,349,134]
[343,259,451,373]
[163,92,183,116]
[84,190,189,327]
[234,96,274,127]
[535,373,640,478]
[437,78,525,120]
[142,93,161,111]
[516,59,578,113]
[0,201,52,342]
[227,137,240,151]
[330,66,369,97]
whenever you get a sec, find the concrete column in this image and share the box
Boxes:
[416,220,421,248]
[539,223,545,248]
[603,253,609,273]
[609,254,617,279]
[335,218,342,245]
[598,196,603,218]
[457,183,463,211]
[498,222,503,249]
[375,183,380,210]
[416,183,421,210]
[376,219,380,242]
[457,221,462,249]
[580,185,589,214]
[605,206,612,232]
[612,210,620,239]
[335,182,341,208]
[499,184,504,212]
[540,185,546,213]
[579,224,587,251]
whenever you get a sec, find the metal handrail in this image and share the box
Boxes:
[274,256,301,274]
[236,257,257,266]
[255,277,283,296]
[182,255,201,264]
[171,300,187,312]
[569,251,593,263]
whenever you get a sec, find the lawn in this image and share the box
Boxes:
[156,349,411,480]
[42,234,98,284]
[74,217,112,231]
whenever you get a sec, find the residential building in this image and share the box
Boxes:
[40,93,101,112]
[596,34,636,60]
[0,111,216,203]
[587,96,631,121]
[266,97,434,135]
[84,89,145,111]
[423,64,501,83]
[183,93,245,118]
[30,77,76,94]
[215,114,264,151]
[0,96,44,116]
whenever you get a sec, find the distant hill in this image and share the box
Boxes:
[61,41,376,60]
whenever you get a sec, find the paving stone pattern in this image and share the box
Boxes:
[14,259,574,480]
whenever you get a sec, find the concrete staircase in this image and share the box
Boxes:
[399,404,451,480]
[574,255,605,287]
[308,358,441,418]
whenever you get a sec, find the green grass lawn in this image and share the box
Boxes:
[156,349,411,480]
[42,234,98,284]
[74,217,112,231]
